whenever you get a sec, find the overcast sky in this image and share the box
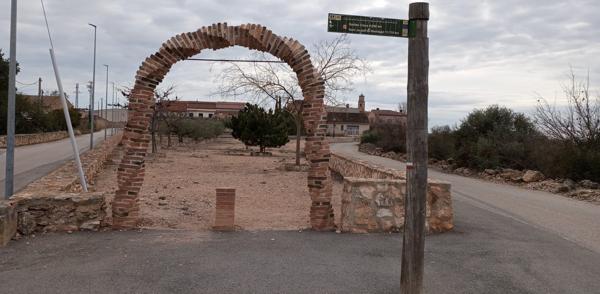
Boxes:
[1,0,599,127]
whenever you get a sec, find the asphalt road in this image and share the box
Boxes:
[331,142,600,254]
[0,141,599,293]
[1,204,599,294]
[0,130,110,197]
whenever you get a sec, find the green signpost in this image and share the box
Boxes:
[328,4,429,294]
[327,13,415,38]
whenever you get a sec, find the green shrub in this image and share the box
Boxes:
[229,103,289,152]
[428,125,455,160]
[360,131,379,144]
[428,105,600,182]
[529,139,600,182]
[172,118,225,142]
[453,105,538,170]
[362,122,406,153]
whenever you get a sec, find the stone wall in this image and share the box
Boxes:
[0,201,17,246]
[330,153,406,180]
[10,192,107,235]
[0,131,68,148]
[330,152,454,234]
[341,178,453,233]
[3,133,123,239]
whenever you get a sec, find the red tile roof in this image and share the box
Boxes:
[159,100,245,113]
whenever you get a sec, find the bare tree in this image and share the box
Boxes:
[152,86,178,151]
[216,34,369,165]
[535,69,600,147]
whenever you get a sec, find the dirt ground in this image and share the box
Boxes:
[94,136,342,231]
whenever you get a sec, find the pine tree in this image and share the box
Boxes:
[230,103,290,152]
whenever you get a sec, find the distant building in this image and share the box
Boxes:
[368,108,407,125]
[91,109,129,123]
[325,94,370,137]
[21,95,73,112]
[161,100,246,119]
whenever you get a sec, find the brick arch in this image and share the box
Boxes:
[114,23,334,231]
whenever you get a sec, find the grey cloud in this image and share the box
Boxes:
[0,0,598,125]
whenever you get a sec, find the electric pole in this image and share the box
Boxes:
[38,77,43,111]
[89,23,97,149]
[75,83,80,109]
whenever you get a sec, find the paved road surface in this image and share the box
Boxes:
[331,142,600,254]
[1,219,599,294]
[0,141,599,293]
[0,130,110,197]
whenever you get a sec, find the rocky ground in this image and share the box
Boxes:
[94,136,343,231]
[359,143,600,204]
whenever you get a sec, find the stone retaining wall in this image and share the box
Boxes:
[0,202,17,246]
[330,153,406,180]
[0,133,124,242]
[10,192,107,235]
[341,178,453,233]
[0,131,69,148]
[330,152,454,234]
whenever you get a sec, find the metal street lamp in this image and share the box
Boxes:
[89,23,97,149]
[103,64,108,140]
[111,82,115,135]
[5,0,18,198]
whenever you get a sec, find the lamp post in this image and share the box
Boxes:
[111,82,115,135]
[103,64,108,140]
[88,23,97,149]
[5,0,17,198]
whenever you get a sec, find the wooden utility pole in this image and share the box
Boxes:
[401,2,429,294]
[38,77,43,111]
[75,83,79,109]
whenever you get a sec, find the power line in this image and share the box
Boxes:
[16,80,38,86]
[186,58,285,63]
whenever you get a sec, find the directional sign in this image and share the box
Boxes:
[328,13,415,38]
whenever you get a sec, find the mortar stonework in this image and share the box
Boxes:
[2,133,123,241]
[330,152,454,233]
[11,192,107,235]
[115,23,334,231]
[340,178,453,233]
[0,201,17,246]
[0,131,68,148]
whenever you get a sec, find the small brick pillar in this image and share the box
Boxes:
[214,188,236,231]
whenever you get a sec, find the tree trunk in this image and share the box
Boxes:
[295,115,302,166]
[151,112,157,153]
[167,132,172,147]
[158,121,162,146]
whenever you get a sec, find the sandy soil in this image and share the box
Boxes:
[94,137,342,231]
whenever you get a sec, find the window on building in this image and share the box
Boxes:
[208,113,213,118]
[341,125,344,131]
[199,113,204,118]
[188,113,194,118]
[346,125,359,136]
